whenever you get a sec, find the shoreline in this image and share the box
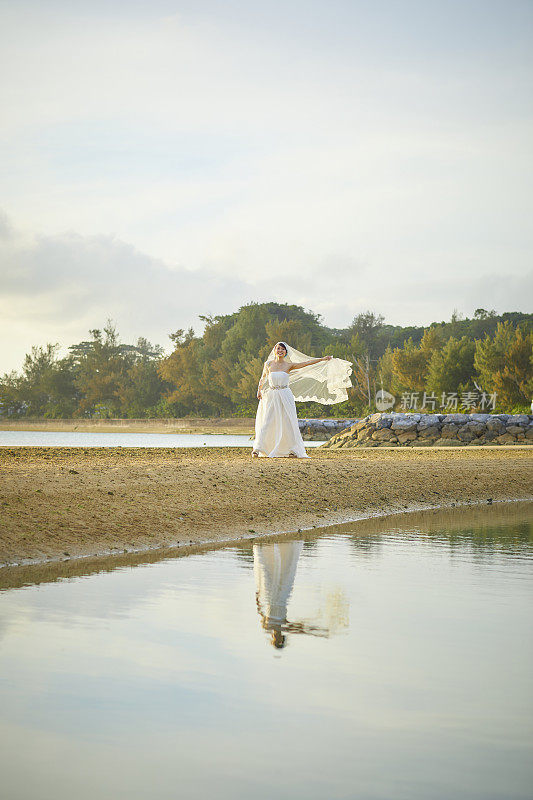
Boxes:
[0,417,256,435]
[3,495,531,569]
[1,498,531,591]
[1,446,532,570]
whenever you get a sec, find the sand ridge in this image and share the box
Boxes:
[1,446,532,567]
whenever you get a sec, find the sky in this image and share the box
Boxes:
[1,0,532,372]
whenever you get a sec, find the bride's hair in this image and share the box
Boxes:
[275,342,288,355]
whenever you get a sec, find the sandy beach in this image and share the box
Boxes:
[1,445,532,568]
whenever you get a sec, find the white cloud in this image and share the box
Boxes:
[1,210,530,374]
[0,212,257,371]
[0,3,531,371]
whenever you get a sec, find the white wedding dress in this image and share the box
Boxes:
[253,541,304,628]
[252,370,309,458]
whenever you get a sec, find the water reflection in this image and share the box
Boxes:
[0,505,531,800]
[253,540,349,648]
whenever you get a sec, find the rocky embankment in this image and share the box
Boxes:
[298,418,355,440]
[322,412,533,448]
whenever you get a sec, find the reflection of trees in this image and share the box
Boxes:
[233,547,255,566]
[253,540,349,650]
[348,534,383,558]
[345,522,532,562]
[343,504,533,561]
[432,521,532,561]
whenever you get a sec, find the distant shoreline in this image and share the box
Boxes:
[0,417,256,435]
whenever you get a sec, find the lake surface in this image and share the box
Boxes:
[1,504,532,800]
[0,430,322,448]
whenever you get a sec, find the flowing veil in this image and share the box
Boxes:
[266,342,352,404]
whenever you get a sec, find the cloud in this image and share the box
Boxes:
[1,210,531,375]
[0,4,532,371]
[1,2,531,287]
[0,213,258,371]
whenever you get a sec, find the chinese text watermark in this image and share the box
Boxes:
[375,389,497,412]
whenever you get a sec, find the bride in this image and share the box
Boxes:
[252,341,352,458]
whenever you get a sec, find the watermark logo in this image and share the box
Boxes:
[375,389,395,411]
[375,388,497,412]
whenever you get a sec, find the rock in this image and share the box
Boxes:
[486,418,504,432]
[469,413,491,423]
[371,428,397,442]
[506,425,525,436]
[353,420,367,433]
[443,413,469,423]
[321,412,532,450]
[391,417,418,432]
[464,421,486,436]
[417,414,441,430]
[441,423,459,438]
[457,428,475,442]
[507,414,530,426]
[497,433,516,444]
[396,431,418,444]
[418,425,440,438]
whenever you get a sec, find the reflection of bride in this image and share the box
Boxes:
[254,540,303,648]
[253,540,349,649]
[252,341,352,459]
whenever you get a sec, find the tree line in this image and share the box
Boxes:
[1,303,532,419]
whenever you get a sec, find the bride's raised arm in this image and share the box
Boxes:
[288,355,332,372]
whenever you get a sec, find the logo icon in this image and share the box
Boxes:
[375,389,395,412]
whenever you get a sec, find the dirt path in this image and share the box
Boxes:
[1,446,532,566]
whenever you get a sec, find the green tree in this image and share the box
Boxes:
[426,336,476,396]
[0,344,78,417]
[117,338,168,418]
[70,320,139,417]
[348,311,385,360]
[159,302,331,415]
[391,338,428,391]
[474,322,533,407]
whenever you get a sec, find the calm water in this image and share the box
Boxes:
[1,504,532,800]
[0,430,321,448]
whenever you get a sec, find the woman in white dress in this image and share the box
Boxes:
[253,538,349,649]
[254,539,304,648]
[252,341,353,458]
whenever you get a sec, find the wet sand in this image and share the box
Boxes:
[1,446,532,568]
